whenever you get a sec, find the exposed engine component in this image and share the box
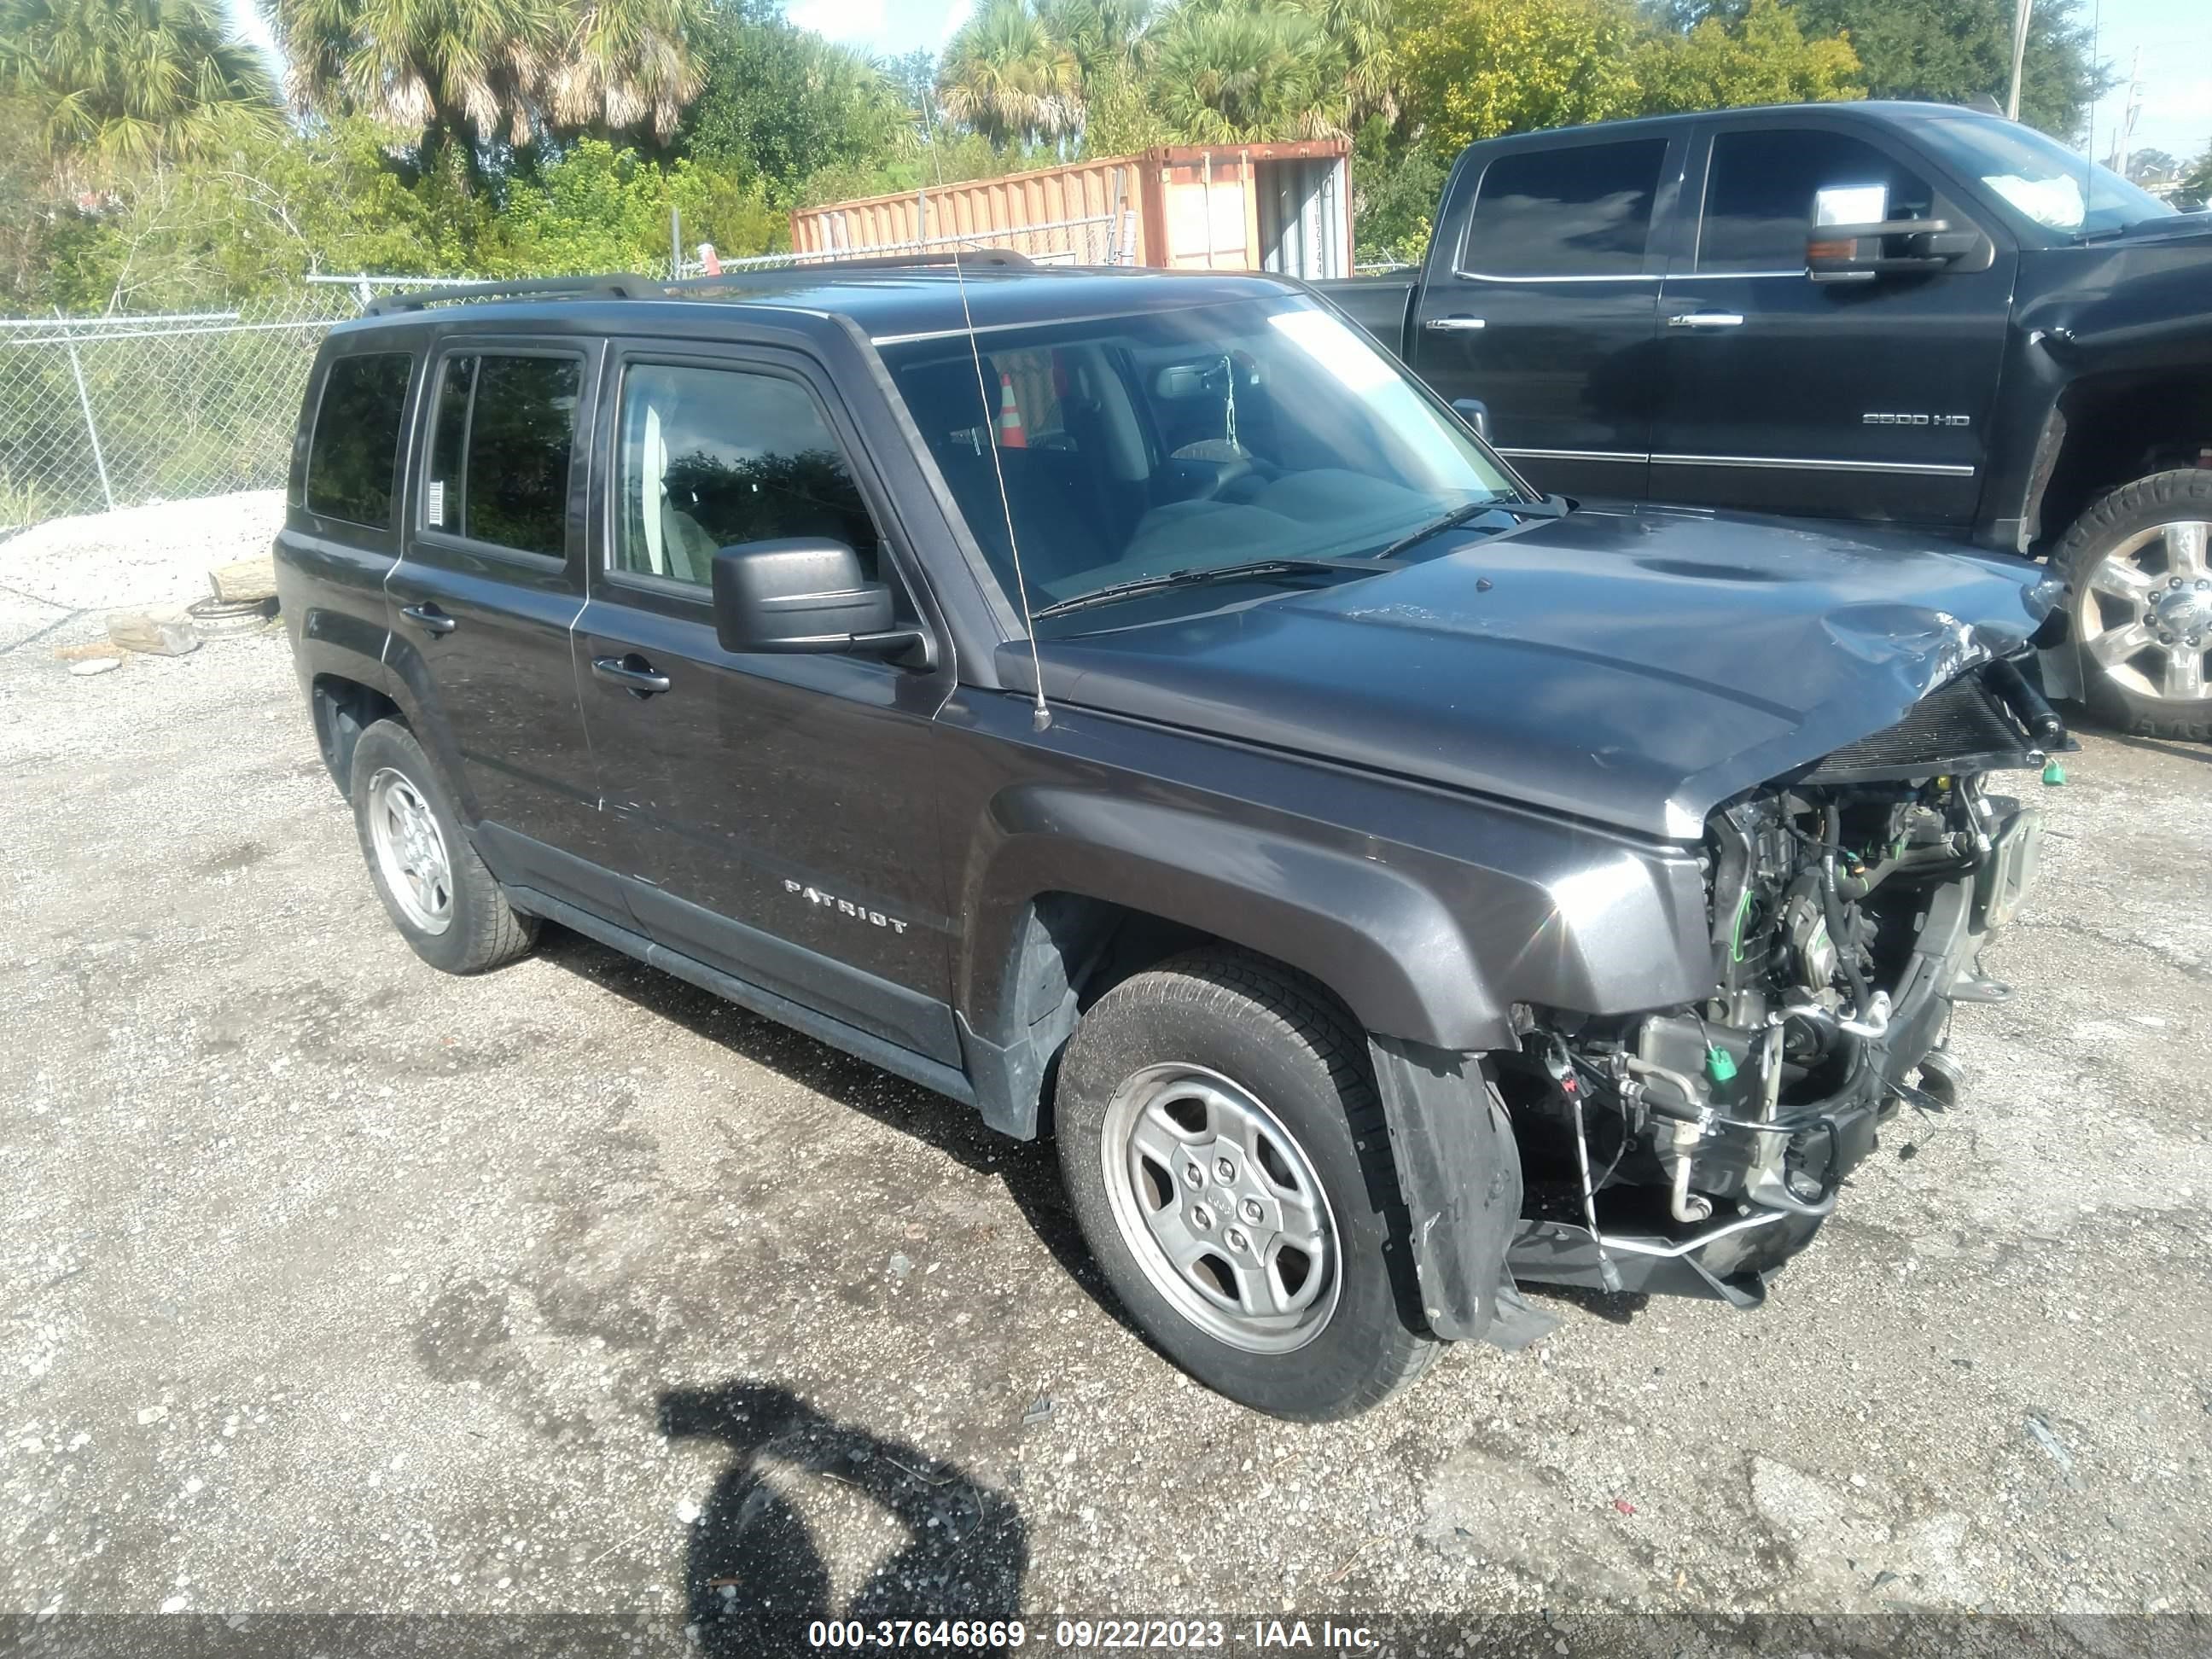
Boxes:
[1498,659,2060,1302]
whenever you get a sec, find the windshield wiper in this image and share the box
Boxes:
[1032,556,1402,621]
[1372,492,1566,562]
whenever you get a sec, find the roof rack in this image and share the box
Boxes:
[360,250,1042,316]
[363,275,650,316]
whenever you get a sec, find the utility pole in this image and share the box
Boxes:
[2104,47,2143,173]
[2005,0,2033,120]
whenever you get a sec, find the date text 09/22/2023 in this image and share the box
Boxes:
[805,1618,1382,1650]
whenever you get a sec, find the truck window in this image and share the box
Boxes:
[424,352,582,558]
[1459,140,1667,278]
[305,352,411,529]
[612,363,879,587]
[1697,129,1936,274]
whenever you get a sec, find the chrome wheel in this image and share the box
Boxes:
[366,767,453,934]
[2080,520,2212,703]
[1098,1062,1339,1354]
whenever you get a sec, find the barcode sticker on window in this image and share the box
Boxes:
[427,480,445,527]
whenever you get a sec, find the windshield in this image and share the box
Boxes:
[877,296,1524,623]
[1918,116,2174,238]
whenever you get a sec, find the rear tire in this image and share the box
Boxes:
[2054,469,2212,740]
[1054,948,1436,1420]
[349,719,537,975]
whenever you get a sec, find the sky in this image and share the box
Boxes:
[224,0,2206,165]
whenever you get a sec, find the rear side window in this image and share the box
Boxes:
[1461,140,1668,277]
[1698,129,1938,273]
[306,352,411,528]
[425,352,583,558]
[613,363,879,588]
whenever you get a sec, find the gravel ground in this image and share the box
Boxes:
[3,500,2209,1645]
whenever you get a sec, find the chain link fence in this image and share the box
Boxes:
[0,288,364,532]
[1,217,1115,534]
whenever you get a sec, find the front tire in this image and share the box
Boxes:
[1054,949,1436,1419]
[349,719,537,975]
[2055,468,2212,740]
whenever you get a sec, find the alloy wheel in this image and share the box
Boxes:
[366,767,454,934]
[2079,519,2212,703]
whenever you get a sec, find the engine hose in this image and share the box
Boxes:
[1821,807,1877,1049]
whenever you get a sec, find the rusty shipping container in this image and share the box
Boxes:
[789,140,1353,279]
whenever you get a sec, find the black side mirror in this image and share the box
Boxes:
[1807,218,1986,281]
[1451,398,1493,443]
[710,538,927,661]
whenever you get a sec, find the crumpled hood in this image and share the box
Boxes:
[1029,504,2058,841]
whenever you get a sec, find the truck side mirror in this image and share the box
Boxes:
[1451,398,1493,442]
[1807,218,1987,281]
[710,538,926,661]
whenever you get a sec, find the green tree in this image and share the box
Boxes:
[490,137,777,274]
[0,0,276,168]
[546,0,706,141]
[679,1,905,205]
[269,0,706,166]
[1776,0,2106,139]
[1399,0,1644,151]
[1145,0,1342,142]
[1634,0,1861,113]
[938,0,1084,147]
[1351,114,1443,263]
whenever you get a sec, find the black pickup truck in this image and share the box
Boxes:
[1324,101,2212,739]
[277,259,2061,1418]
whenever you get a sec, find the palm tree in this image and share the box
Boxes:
[1146,1,1341,143]
[1303,0,1398,125]
[937,0,1083,148]
[547,0,703,143]
[0,0,276,165]
[271,0,703,159]
[272,0,560,151]
[1035,0,1151,84]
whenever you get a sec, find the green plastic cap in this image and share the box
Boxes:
[1704,1045,1738,1085]
[2041,758,2067,786]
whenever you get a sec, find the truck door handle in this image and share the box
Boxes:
[399,603,457,635]
[1423,316,1487,332]
[1668,311,1745,329]
[592,655,672,696]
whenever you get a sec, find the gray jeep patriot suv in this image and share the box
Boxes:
[276,255,2064,1419]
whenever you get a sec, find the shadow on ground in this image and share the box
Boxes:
[661,1381,1028,1657]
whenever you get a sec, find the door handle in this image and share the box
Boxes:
[399,602,457,635]
[1668,311,1746,329]
[591,655,672,696]
[1423,316,1487,332]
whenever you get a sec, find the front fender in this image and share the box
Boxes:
[961,784,1499,1054]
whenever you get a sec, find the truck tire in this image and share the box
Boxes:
[1054,947,1437,1419]
[2054,468,2212,740]
[349,719,538,975]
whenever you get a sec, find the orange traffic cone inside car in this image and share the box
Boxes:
[998,371,1027,448]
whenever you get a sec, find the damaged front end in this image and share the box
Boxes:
[1499,655,2069,1307]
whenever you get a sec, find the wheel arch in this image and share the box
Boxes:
[2030,369,2212,549]
[952,788,1513,1141]
[308,672,405,794]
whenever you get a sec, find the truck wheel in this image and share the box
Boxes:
[1054,948,1436,1419]
[349,719,538,975]
[2055,468,2212,740]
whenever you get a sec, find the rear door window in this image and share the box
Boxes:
[424,351,584,557]
[1460,140,1668,277]
[1697,128,1939,273]
[306,352,412,528]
